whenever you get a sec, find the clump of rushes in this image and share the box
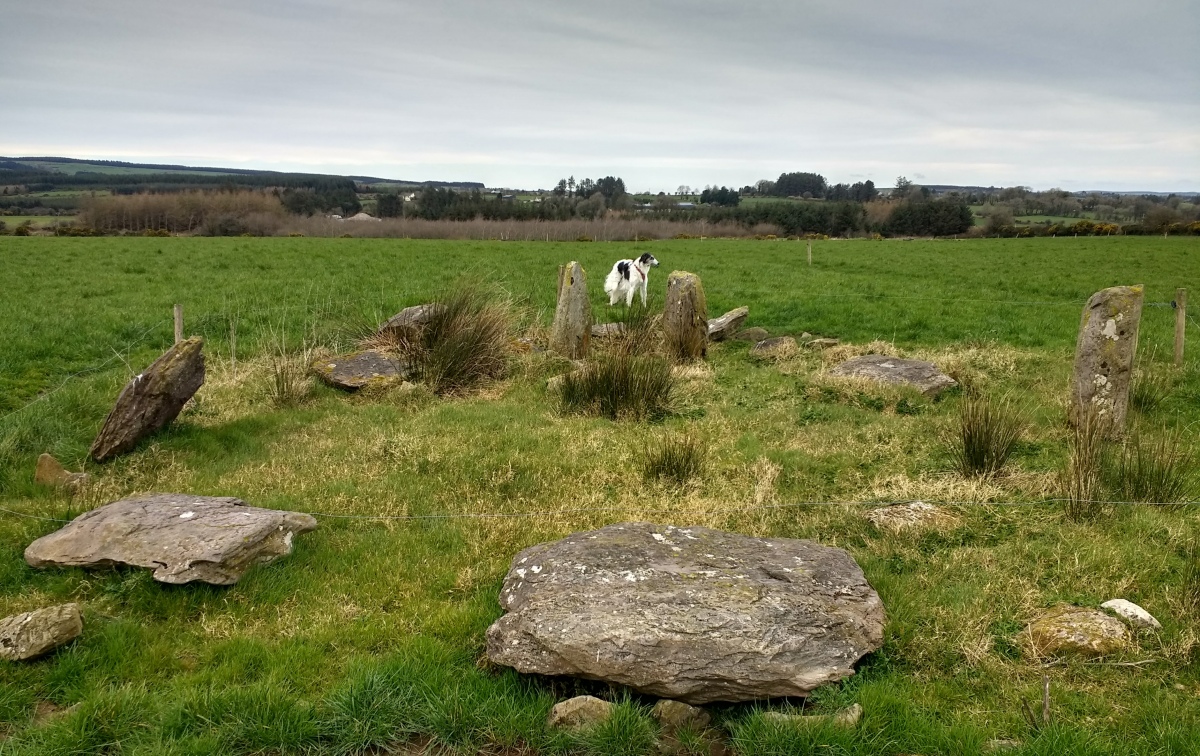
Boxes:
[1131,355,1175,414]
[1060,409,1107,521]
[642,432,707,485]
[268,339,313,409]
[609,303,661,357]
[1108,428,1194,506]
[560,353,675,421]
[403,284,511,395]
[952,393,1023,477]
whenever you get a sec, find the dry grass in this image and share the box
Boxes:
[641,432,707,485]
[1061,409,1108,521]
[951,393,1024,477]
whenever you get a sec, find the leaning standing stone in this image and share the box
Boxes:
[486,522,884,704]
[90,337,205,462]
[0,604,82,661]
[1069,285,1143,434]
[25,493,317,585]
[663,271,708,360]
[550,261,591,359]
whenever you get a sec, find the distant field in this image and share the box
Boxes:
[0,216,63,228]
[0,236,1197,754]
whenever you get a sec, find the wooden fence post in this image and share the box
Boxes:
[1176,288,1187,368]
[173,304,183,344]
[807,239,812,266]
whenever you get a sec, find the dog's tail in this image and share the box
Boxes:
[603,266,621,296]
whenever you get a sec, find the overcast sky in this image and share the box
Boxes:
[4,1,1197,192]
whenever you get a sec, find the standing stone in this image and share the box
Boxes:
[707,307,748,342]
[89,337,205,462]
[663,271,708,360]
[1069,285,1144,434]
[550,262,591,359]
[486,522,885,704]
[0,604,82,661]
[25,493,318,585]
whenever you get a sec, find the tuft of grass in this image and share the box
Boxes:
[559,353,675,421]
[400,284,511,395]
[574,699,658,756]
[642,432,707,485]
[1131,352,1175,414]
[1060,409,1108,521]
[608,303,662,357]
[951,393,1023,477]
[268,343,313,409]
[1183,537,1200,612]
[1108,428,1194,505]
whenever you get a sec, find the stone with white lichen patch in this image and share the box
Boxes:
[1068,285,1143,435]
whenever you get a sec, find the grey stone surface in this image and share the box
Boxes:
[25,494,317,586]
[707,307,748,342]
[378,303,443,339]
[733,327,770,342]
[1069,285,1144,434]
[663,272,708,360]
[486,522,885,704]
[546,695,613,731]
[652,699,711,731]
[34,454,90,492]
[90,337,205,462]
[749,336,797,358]
[312,351,412,391]
[551,262,591,359]
[0,604,82,661]
[1101,599,1161,630]
[828,355,957,396]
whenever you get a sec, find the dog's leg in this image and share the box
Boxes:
[639,280,648,306]
[626,286,635,307]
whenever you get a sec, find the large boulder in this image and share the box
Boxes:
[0,604,83,661]
[486,522,885,704]
[90,337,205,462]
[550,262,591,359]
[828,355,956,397]
[25,494,317,586]
[1068,285,1143,434]
[312,350,413,390]
[707,307,748,342]
[663,272,708,360]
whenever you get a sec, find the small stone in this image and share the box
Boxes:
[733,327,769,342]
[749,336,797,359]
[866,502,954,532]
[378,303,443,339]
[312,351,412,391]
[1023,605,1129,657]
[546,695,613,731]
[707,307,749,342]
[761,703,862,729]
[591,322,626,338]
[34,454,90,492]
[0,604,82,661]
[828,355,956,397]
[1101,599,1161,630]
[806,338,840,350]
[983,739,1022,752]
[652,699,711,732]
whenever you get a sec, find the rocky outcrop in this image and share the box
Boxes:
[486,522,885,704]
[828,355,956,397]
[707,307,748,342]
[1069,285,1144,435]
[25,494,318,586]
[34,454,90,492]
[89,337,205,462]
[551,262,591,359]
[663,272,708,360]
[312,351,413,390]
[0,604,82,661]
[1023,605,1129,657]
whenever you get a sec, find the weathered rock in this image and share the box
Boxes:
[663,272,708,360]
[749,336,797,359]
[983,739,1023,753]
[1068,285,1144,435]
[1023,605,1129,657]
[761,703,863,729]
[652,699,711,732]
[733,327,769,342]
[866,502,954,532]
[0,604,82,661]
[34,454,90,492]
[312,350,412,391]
[89,337,205,462]
[551,262,591,359]
[707,307,749,342]
[378,303,443,339]
[591,322,626,339]
[546,695,613,731]
[806,338,840,350]
[828,355,956,397]
[25,494,318,586]
[1101,599,1161,630]
[486,522,885,704]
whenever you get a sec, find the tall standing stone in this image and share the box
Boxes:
[663,271,708,360]
[1069,285,1143,434]
[90,337,205,462]
[550,261,591,359]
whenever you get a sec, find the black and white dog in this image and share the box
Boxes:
[604,252,660,306]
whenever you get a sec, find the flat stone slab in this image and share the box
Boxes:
[0,604,82,661]
[486,522,885,704]
[312,350,412,391]
[828,355,956,396]
[25,494,318,585]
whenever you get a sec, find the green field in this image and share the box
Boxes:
[0,216,62,229]
[0,237,1198,754]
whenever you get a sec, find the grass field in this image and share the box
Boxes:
[0,216,64,229]
[0,236,1198,754]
